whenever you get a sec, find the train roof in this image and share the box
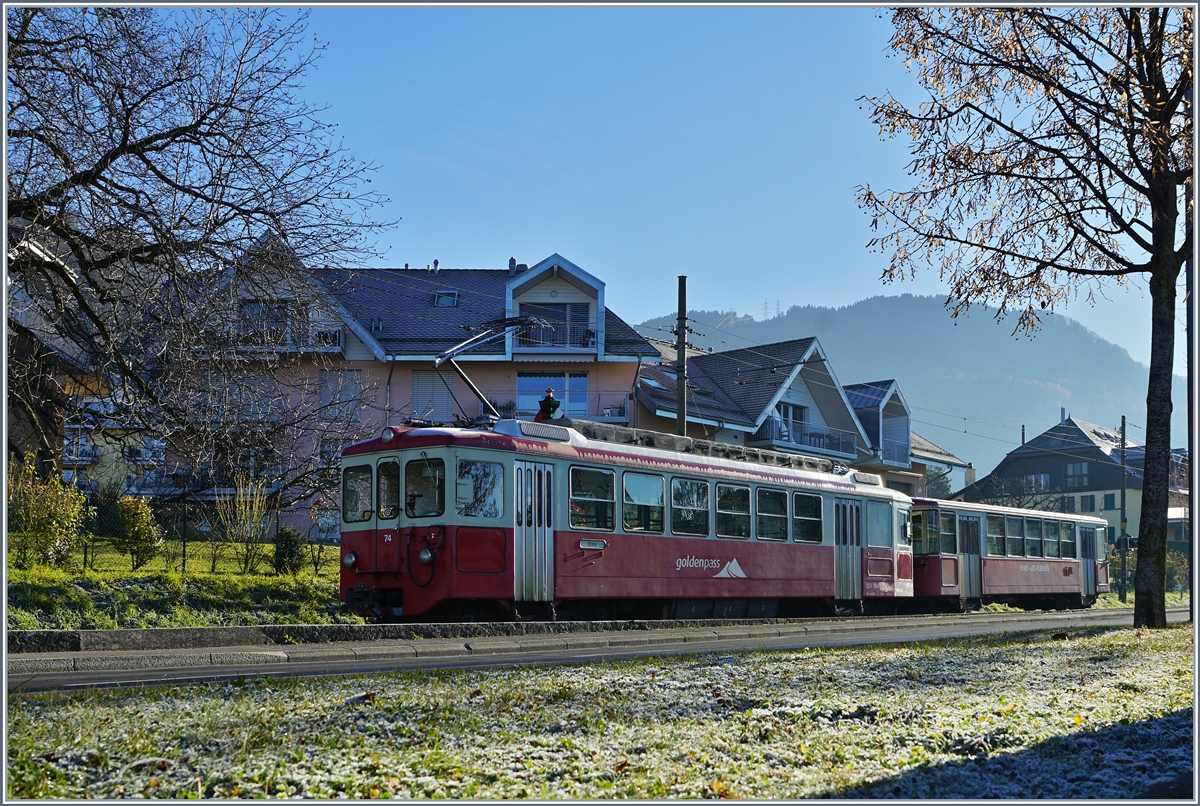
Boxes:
[344,419,910,502]
[912,497,1109,525]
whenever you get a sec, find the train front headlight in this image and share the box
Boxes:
[418,548,433,565]
[342,551,357,568]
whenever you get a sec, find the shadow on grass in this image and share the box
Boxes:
[828,709,1193,799]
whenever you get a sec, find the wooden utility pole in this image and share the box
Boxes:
[675,276,687,436]
[1120,414,1128,602]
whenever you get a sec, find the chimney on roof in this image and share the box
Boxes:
[964,464,976,486]
[509,257,517,276]
[404,263,409,270]
[1021,425,1025,445]
[1061,406,1066,424]
[432,259,439,274]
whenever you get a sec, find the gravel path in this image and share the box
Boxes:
[7,624,1192,799]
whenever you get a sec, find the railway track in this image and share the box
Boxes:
[9,606,1189,693]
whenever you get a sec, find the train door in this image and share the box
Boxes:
[958,515,982,600]
[1080,526,1097,598]
[375,457,402,572]
[514,461,555,602]
[834,498,862,600]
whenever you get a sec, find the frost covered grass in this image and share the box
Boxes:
[8,625,1192,799]
[6,568,363,630]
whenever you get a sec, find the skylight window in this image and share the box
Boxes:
[641,377,665,390]
[433,290,459,307]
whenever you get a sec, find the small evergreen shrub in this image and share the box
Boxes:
[113,496,164,571]
[274,526,305,576]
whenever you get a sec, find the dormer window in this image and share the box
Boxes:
[433,290,459,308]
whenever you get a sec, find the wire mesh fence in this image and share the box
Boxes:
[60,494,342,576]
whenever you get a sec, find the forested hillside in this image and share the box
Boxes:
[638,295,1188,476]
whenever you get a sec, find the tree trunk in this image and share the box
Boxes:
[1133,267,1177,628]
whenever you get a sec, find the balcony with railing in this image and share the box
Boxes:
[748,418,858,459]
[478,389,630,423]
[513,319,597,350]
[123,443,167,465]
[62,442,99,465]
[881,438,910,466]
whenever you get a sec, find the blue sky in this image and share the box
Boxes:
[301,6,1188,372]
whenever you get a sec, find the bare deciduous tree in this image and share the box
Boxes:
[857,8,1192,627]
[7,8,393,504]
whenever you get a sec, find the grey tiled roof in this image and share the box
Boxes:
[1008,417,1140,460]
[636,360,755,428]
[310,267,657,358]
[910,432,969,468]
[636,338,818,430]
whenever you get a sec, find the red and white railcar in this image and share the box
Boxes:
[910,498,1110,611]
[338,420,915,620]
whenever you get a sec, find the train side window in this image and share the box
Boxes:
[671,478,710,536]
[756,488,788,541]
[716,484,751,539]
[1025,519,1043,557]
[378,461,400,519]
[896,509,912,550]
[405,457,445,517]
[1043,521,1061,557]
[792,492,823,543]
[939,512,957,554]
[1060,523,1077,558]
[986,515,1005,556]
[623,472,665,533]
[342,464,373,523]
[1005,516,1025,556]
[456,460,504,518]
[867,501,893,548]
[570,467,615,531]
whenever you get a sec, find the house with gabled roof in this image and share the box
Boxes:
[632,336,968,495]
[956,414,1189,550]
[310,253,659,427]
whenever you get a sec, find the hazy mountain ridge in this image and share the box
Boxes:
[638,294,1187,475]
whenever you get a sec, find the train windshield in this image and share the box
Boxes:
[405,456,445,517]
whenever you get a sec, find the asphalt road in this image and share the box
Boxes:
[9,607,1189,694]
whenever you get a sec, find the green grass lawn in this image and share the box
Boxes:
[7,626,1192,799]
[6,567,362,630]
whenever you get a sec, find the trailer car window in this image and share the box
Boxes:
[716,484,750,538]
[1043,521,1060,557]
[939,512,957,554]
[623,472,665,533]
[867,501,892,547]
[456,460,504,518]
[405,457,445,517]
[756,489,787,541]
[671,478,710,536]
[792,493,823,543]
[1060,523,1077,558]
[570,467,615,531]
[1006,516,1025,556]
[896,508,911,549]
[378,461,400,519]
[986,515,1005,556]
[342,464,372,523]
[1025,519,1043,557]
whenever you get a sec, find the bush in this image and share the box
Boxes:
[6,454,90,570]
[113,496,164,571]
[274,526,305,576]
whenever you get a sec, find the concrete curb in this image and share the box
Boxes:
[9,608,1171,676]
[7,626,803,674]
